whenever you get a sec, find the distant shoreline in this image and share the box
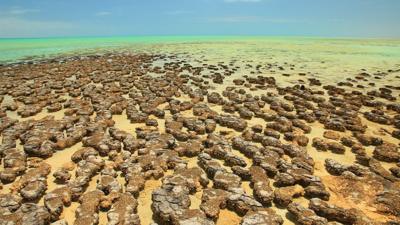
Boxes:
[1,37,400,67]
[2,35,400,40]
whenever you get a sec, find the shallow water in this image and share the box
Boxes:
[2,36,400,74]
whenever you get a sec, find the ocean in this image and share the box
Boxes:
[1,36,400,85]
[1,36,400,62]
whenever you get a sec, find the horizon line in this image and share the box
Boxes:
[1,34,400,41]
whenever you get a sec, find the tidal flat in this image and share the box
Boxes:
[0,37,400,225]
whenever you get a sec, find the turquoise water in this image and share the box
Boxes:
[0,36,243,63]
[1,36,400,71]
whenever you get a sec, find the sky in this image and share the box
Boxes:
[0,0,399,38]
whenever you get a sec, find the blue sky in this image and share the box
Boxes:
[0,0,399,38]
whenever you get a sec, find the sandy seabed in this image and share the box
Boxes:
[0,49,399,225]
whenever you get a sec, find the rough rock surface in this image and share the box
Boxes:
[0,52,399,225]
[240,209,283,225]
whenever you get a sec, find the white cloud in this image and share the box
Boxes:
[0,17,75,38]
[207,16,303,23]
[9,9,40,15]
[164,10,193,15]
[0,6,75,38]
[224,0,262,3]
[95,11,111,16]
[0,7,40,16]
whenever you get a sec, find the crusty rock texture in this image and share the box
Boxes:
[0,52,399,225]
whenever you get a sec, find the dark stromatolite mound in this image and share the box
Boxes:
[354,133,383,147]
[324,158,349,175]
[249,166,274,205]
[175,139,204,157]
[20,117,66,158]
[373,143,400,163]
[9,162,51,202]
[273,155,315,188]
[324,119,346,132]
[368,158,398,182]
[68,154,104,200]
[107,193,140,225]
[82,131,121,156]
[71,147,99,163]
[207,92,224,105]
[152,184,191,223]
[44,186,72,221]
[376,190,400,217]
[0,193,22,213]
[0,117,18,133]
[393,130,400,139]
[389,166,400,178]
[232,136,264,159]
[309,198,358,224]
[364,110,392,125]
[213,171,241,191]
[266,117,293,133]
[240,209,283,225]
[252,148,281,176]
[51,219,68,225]
[226,188,263,216]
[74,190,105,225]
[0,203,52,225]
[200,188,228,220]
[75,155,105,179]
[163,167,209,193]
[18,104,44,118]
[304,181,330,201]
[20,179,47,201]
[287,202,328,225]
[0,148,26,183]
[193,103,218,119]
[273,184,304,207]
[323,130,341,140]
[53,168,71,183]
[312,138,345,154]
[171,209,215,225]
[198,153,227,178]
[215,114,247,131]
[97,174,122,194]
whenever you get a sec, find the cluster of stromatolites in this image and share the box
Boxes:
[0,53,399,225]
